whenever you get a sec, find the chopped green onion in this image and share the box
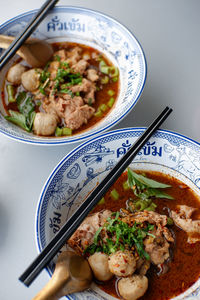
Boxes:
[61,83,72,88]
[55,127,62,137]
[39,86,46,95]
[40,70,50,83]
[100,66,110,74]
[99,60,109,74]
[108,97,115,108]
[96,86,100,91]
[71,77,82,84]
[99,61,119,79]
[39,77,50,95]
[59,89,74,98]
[135,200,148,211]
[61,61,69,68]
[62,127,72,136]
[99,103,108,112]
[101,76,109,84]
[145,203,157,212]
[56,68,70,81]
[36,101,41,106]
[88,98,93,106]
[167,217,174,225]
[55,127,72,136]
[123,181,130,191]
[75,92,80,96]
[98,197,105,205]
[94,109,102,117]
[107,89,115,96]
[110,189,119,200]
[6,84,15,103]
[112,77,118,82]
[109,66,119,78]
[54,55,61,61]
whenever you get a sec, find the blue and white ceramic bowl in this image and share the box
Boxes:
[36,127,200,299]
[0,6,146,145]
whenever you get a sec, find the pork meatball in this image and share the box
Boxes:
[118,275,148,300]
[7,63,26,85]
[21,69,41,91]
[33,112,58,136]
[108,250,136,277]
[88,252,113,281]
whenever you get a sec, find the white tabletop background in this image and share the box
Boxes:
[0,0,200,299]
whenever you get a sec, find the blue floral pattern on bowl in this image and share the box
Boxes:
[0,6,146,145]
[36,128,200,299]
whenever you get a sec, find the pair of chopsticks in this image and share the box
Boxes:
[0,0,59,70]
[19,106,173,287]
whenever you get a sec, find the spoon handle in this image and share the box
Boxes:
[0,34,15,49]
[32,268,70,300]
[32,251,92,300]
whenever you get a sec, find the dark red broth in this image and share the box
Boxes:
[92,171,200,300]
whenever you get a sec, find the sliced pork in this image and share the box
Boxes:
[68,210,112,254]
[72,59,88,74]
[65,105,95,130]
[144,234,170,265]
[87,69,99,82]
[121,210,174,243]
[171,205,200,243]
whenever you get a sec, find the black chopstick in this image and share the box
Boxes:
[0,0,59,70]
[19,106,172,287]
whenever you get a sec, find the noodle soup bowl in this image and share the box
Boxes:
[0,6,146,145]
[36,127,200,299]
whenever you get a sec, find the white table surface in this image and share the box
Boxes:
[1,0,200,299]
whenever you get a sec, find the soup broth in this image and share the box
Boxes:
[91,170,200,300]
[2,42,119,137]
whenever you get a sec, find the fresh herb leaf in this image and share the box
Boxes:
[128,169,171,189]
[133,238,150,260]
[93,227,103,244]
[146,188,174,199]
[106,238,117,253]
[40,70,50,83]
[83,243,97,255]
[85,212,151,260]
[127,168,174,203]
[16,92,36,129]
[39,86,46,95]
[5,110,30,132]
[59,89,74,98]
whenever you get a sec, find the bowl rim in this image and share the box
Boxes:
[0,6,147,145]
[35,127,200,299]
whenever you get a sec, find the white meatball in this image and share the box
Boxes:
[21,69,41,91]
[108,250,136,277]
[7,63,26,85]
[118,275,148,300]
[33,112,58,136]
[88,252,113,281]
